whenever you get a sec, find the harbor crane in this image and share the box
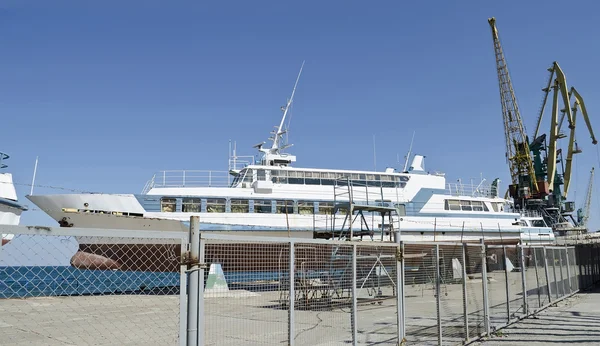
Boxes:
[488,17,597,233]
[488,17,539,201]
[577,167,594,230]
[531,62,598,232]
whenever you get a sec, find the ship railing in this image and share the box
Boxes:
[519,209,544,218]
[141,170,231,193]
[446,182,496,198]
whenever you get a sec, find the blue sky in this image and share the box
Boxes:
[2,1,600,229]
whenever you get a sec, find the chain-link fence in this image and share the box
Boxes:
[4,221,599,346]
[0,225,188,345]
[185,227,599,346]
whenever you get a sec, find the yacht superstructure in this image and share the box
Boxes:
[26,67,554,244]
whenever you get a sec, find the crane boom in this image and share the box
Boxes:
[563,87,598,198]
[570,87,598,145]
[577,167,594,229]
[488,17,539,195]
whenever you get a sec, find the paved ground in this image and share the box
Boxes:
[479,286,600,346]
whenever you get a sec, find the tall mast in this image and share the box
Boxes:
[403,131,416,172]
[271,61,305,151]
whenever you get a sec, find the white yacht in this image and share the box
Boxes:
[0,152,28,227]
[26,69,554,244]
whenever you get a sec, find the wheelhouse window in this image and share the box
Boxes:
[256,169,267,181]
[445,199,489,212]
[206,198,226,213]
[366,174,380,187]
[243,169,253,183]
[297,201,314,214]
[460,200,472,211]
[490,202,504,212]
[276,200,294,214]
[320,172,336,185]
[445,200,461,211]
[380,175,395,188]
[471,200,487,212]
[161,198,176,212]
[182,198,201,212]
[254,200,272,213]
[288,171,304,185]
[304,171,320,185]
[271,170,288,184]
[318,201,334,215]
[531,219,547,227]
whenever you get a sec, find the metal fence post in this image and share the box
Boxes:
[558,248,566,297]
[435,244,442,346]
[543,247,552,303]
[480,239,491,336]
[198,232,206,346]
[289,241,295,346]
[532,247,541,309]
[396,241,406,343]
[551,249,559,300]
[580,246,587,290]
[565,248,572,294]
[187,216,201,346]
[352,244,358,346]
[592,246,598,285]
[461,243,469,342]
[519,245,528,315]
[503,246,510,323]
[579,247,583,290]
[180,238,189,346]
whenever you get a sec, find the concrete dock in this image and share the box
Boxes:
[480,286,600,345]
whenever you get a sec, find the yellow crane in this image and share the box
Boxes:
[563,87,598,198]
[488,17,539,198]
[533,62,597,199]
[577,167,594,229]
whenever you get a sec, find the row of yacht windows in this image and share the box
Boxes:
[232,168,410,188]
[160,197,349,215]
[444,199,491,212]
